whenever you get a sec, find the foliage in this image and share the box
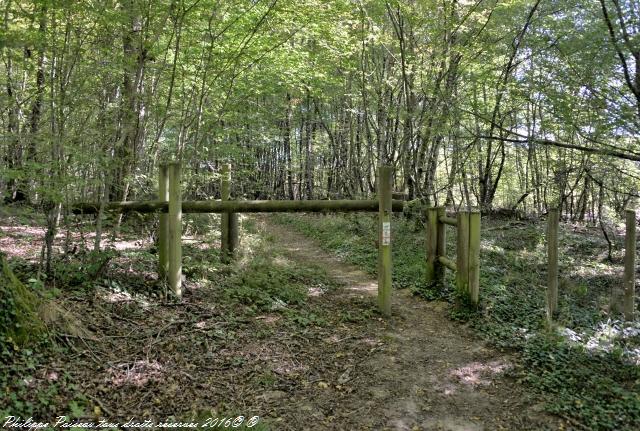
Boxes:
[522,334,640,430]
[2,0,640,427]
[49,249,118,291]
[274,213,427,291]
[0,339,90,421]
[226,257,307,311]
[2,0,639,217]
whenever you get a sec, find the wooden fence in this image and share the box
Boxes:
[78,167,640,322]
[425,207,481,305]
[546,207,637,321]
[73,164,402,316]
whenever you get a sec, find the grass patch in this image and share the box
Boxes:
[223,250,338,329]
[273,213,428,291]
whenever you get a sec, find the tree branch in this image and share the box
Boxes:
[600,0,640,101]
[478,135,640,162]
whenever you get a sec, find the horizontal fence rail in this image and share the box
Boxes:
[438,256,457,271]
[72,199,405,214]
[439,215,458,226]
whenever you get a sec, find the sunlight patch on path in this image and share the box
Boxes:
[107,360,164,387]
[450,360,511,387]
[262,221,378,297]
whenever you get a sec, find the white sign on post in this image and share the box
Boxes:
[382,221,391,245]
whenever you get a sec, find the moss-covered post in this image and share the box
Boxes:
[229,211,239,257]
[468,211,481,305]
[227,163,239,258]
[158,163,169,280]
[456,211,470,298]
[547,208,559,320]
[436,206,447,288]
[623,209,636,320]
[220,163,230,261]
[378,166,393,316]
[168,162,182,299]
[426,207,438,284]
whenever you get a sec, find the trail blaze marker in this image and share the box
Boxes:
[382,222,391,245]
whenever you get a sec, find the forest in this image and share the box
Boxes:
[1,0,640,430]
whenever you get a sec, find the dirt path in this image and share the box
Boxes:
[262,217,562,431]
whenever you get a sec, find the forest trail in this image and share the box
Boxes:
[261,216,562,431]
[0,213,566,430]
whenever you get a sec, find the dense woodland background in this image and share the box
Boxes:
[3,1,640,429]
[2,0,640,217]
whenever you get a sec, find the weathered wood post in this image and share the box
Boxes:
[220,163,239,262]
[436,206,447,287]
[378,166,393,316]
[426,207,438,284]
[547,208,559,320]
[220,163,230,260]
[229,211,239,256]
[468,211,481,305]
[456,211,470,298]
[158,163,169,280]
[168,162,182,299]
[623,209,636,320]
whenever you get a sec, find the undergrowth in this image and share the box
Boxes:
[1,213,338,426]
[274,212,640,430]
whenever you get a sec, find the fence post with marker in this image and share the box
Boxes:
[377,166,393,316]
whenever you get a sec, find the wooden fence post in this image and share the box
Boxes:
[547,208,559,320]
[426,207,438,284]
[436,206,446,288]
[229,212,239,256]
[168,162,182,299]
[220,164,230,260]
[158,163,169,280]
[456,211,470,298]
[220,163,239,262]
[623,209,636,320]
[468,211,481,305]
[378,166,393,316]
